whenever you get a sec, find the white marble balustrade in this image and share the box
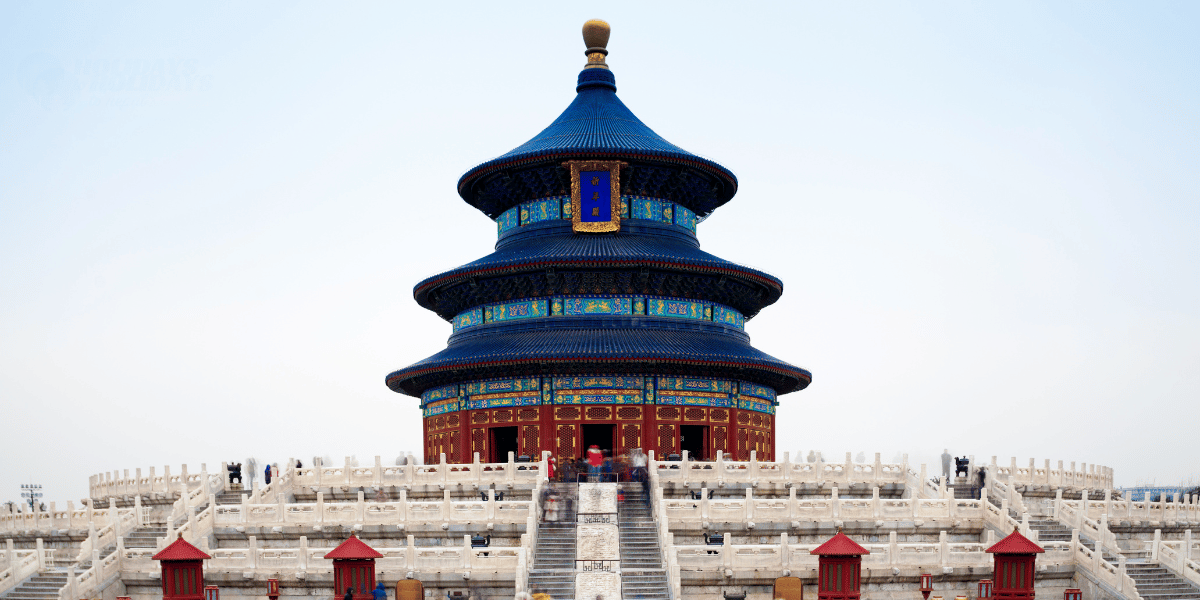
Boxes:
[120,534,524,576]
[290,454,544,490]
[659,486,985,525]
[987,456,1114,490]
[651,451,908,488]
[213,490,532,527]
[89,464,209,500]
[1065,492,1200,526]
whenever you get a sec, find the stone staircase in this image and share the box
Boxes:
[123,525,168,549]
[618,482,669,600]
[215,490,252,505]
[1125,562,1200,600]
[528,484,577,600]
[0,569,80,600]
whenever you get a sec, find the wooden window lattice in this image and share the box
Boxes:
[557,424,576,458]
[616,406,641,420]
[521,425,539,455]
[494,409,513,422]
[586,406,611,420]
[556,406,581,420]
[472,412,489,424]
[684,408,705,421]
[622,424,640,449]
[710,408,728,422]
[447,414,460,428]
[737,413,751,425]
[518,408,540,421]
[657,407,680,421]
[657,424,674,455]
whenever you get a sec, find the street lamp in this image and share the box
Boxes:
[20,484,42,511]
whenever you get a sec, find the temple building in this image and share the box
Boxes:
[386,19,811,464]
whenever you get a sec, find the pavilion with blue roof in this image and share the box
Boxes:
[386,20,809,464]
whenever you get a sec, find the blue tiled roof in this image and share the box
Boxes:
[386,317,811,397]
[457,68,738,216]
[414,220,783,311]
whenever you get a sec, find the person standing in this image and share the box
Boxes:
[246,457,258,487]
[586,445,604,482]
[372,582,387,600]
[343,587,353,600]
[940,449,952,482]
[264,464,272,485]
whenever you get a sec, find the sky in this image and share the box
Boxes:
[1,2,1197,505]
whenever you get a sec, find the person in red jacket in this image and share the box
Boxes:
[586,445,604,482]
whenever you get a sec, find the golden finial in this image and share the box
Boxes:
[582,19,610,70]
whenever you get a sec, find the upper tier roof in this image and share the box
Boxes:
[456,28,737,219]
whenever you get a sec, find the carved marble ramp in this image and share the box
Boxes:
[576,483,621,600]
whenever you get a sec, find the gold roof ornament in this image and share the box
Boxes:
[582,19,610,70]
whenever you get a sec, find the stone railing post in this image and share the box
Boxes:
[682,450,691,484]
[780,532,790,569]
[938,531,948,569]
[1054,488,1063,521]
[831,486,841,519]
[35,538,44,572]
[298,536,308,572]
[1078,490,1088,530]
[248,535,257,569]
[406,534,416,570]
[750,450,759,482]
[373,456,383,486]
[506,451,515,485]
[874,452,882,483]
[872,486,881,518]
[316,492,324,524]
[745,487,754,521]
[1152,529,1161,562]
[888,531,898,566]
[701,486,710,521]
[356,490,366,522]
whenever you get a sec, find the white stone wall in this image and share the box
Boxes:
[578,483,617,514]
[577,523,619,561]
[575,571,621,600]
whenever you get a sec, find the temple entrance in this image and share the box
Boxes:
[680,424,708,460]
[489,426,519,463]
[581,424,615,459]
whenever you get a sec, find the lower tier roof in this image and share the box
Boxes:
[386,317,811,397]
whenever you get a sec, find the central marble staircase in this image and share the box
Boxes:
[528,484,578,600]
[618,482,670,600]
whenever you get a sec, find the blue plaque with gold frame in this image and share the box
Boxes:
[565,160,624,233]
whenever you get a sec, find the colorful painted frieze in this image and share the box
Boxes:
[453,308,484,332]
[462,378,540,395]
[497,206,520,234]
[489,299,548,323]
[738,382,777,402]
[520,197,563,225]
[657,392,732,408]
[466,393,540,410]
[648,298,705,320]
[673,204,697,232]
[553,376,644,390]
[657,377,733,393]
[422,383,460,405]
[738,397,776,414]
[423,398,459,417]
[563,297,632,316]
[712,305,745,329]
[497,195,697,237]
[555,392,643,405]
[454,297,744,332]
[630,196,664,221]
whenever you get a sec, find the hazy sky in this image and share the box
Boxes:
[2,2,1197,504]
